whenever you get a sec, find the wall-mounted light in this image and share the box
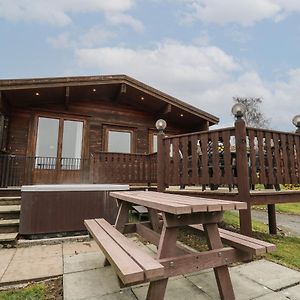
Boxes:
[141,96,144,100]
[92,88,96,92]
[35,92,40,96]
[180,113,184,117]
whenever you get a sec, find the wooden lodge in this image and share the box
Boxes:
[0,75,218,187]
[1,74,300,238]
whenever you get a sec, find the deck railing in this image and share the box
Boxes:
[91,152,157,185]
[159,125,300,189]
[247,128,300,185]
[0,155,90,187]
[162,127,237,187]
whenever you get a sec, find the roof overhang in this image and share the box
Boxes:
[0,75,219,127]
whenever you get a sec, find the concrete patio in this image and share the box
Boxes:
[0,238,299,300]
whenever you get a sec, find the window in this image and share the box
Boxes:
[35,117,59,169]
[61,120,83,170]
[35,117,84,169]
[107,130,132,153]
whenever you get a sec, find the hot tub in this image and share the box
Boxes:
[19,184,129,235]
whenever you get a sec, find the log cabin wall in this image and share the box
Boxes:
[5,101,193,158]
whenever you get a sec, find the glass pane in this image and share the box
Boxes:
[61,120,83,170]
[152,134,158,153]
[108,131,131,153]
[35,117,59,169]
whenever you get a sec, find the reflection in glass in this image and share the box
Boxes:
[108,130,131,153]
[35,117,59,169]
[61,120,83,170]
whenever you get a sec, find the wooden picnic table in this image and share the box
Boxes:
[85,191,275,300]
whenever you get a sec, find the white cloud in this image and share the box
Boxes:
[74,40,300,131]
[178,0,300,26]
[0,0,142,31]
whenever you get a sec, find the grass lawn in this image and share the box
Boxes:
[0,278,62,300]
[221,211,300,271]
[179,211,300,271]
[252,203,300,216]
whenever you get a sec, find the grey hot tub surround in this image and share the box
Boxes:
[19,184,129,235]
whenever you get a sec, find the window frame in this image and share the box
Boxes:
[32,114,86,169]
[103,125,135,153]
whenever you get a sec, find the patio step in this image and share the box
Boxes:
[0,232,18,243]
[0,205,21,220]
[0,219,20,233]
[0,196,21,206]
[0,188,21,197]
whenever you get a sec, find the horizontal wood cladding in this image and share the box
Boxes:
[7,112,30,155]
[6,99,199,157]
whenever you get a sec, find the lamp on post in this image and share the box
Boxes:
[292,115,300,134]
[155,119,167,133]
[231,103,246,119]
[155,119,167,192]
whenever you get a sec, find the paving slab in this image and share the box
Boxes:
[63,240,99,256]
[253,292,289,299]
[64,251,105,274]
[14,244,62,259]
[86,290,137,300]
[0,249,16,279]
[233,259,300,291]
[63,267,122,300]
[187,268,272,300]
[1,253,63,284]
[132,276,212,300]
[280,284,300,300]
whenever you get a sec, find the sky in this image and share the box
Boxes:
[1,0,300,131]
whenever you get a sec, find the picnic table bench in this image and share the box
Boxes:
[85,191,276,300]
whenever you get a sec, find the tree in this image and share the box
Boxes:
[233,97,270,128]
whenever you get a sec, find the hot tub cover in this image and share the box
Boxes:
[21,184,129,192]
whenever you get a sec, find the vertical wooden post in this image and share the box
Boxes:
[235,118,252,236]
[157,131,166,192]
[89,154,95,183]
[268,204,277,234]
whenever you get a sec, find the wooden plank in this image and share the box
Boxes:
[200,133,209,184]
[280,133,291,184]
[172,138,180,184]
[164,138,171,186]
[222,131,232,184]
[287,134,297,184]
[247,130,258,183]
[272,133,283,184]
[110,191,192,214]
[190,225,275,255]
[191,134,199,185]
[181,137,189,185]
[84,219,144,284]
[295,135,300,184]
[265,132,275,184]
[129,191,246,211]
[257,131,266,184]
[159,248,251,278]
[211,132,220,185]
[96,219,164,280]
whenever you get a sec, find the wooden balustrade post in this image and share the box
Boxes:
[235,118,252,236]
[157,131,166,192]
[89,154,95,184]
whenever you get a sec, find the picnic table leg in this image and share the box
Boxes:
[148,208,162,233]
[146,220,179,300]
[204,223,235,300]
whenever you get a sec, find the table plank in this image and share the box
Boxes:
[110,191,192,214]
[110,191,246,213]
